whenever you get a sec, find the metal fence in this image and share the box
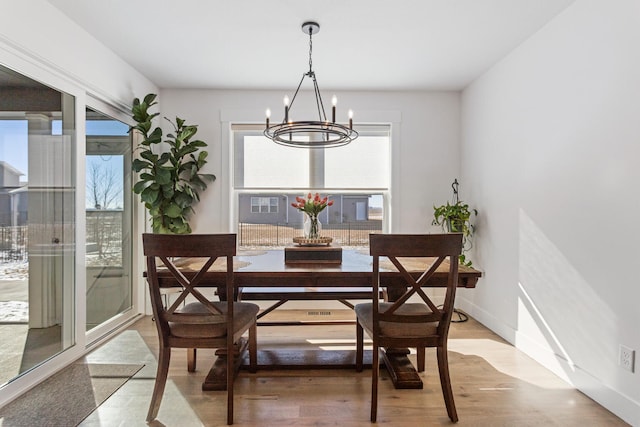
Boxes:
[1,217,378,263]
[0,211,123,265]
[86,210,123,266]
[238,221,382,248]
[0,226,27,262]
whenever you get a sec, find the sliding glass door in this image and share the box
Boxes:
[85,107,133,332]
[0,64,76,385]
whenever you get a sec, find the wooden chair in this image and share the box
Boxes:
[143,233,259,425]
[355,233,463,422]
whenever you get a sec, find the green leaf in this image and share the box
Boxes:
[200,173,216,183]
[165,203,183,218]
[132,180,148,194]
[155,167,172,185]
[175,191,193,207]
[132,158,151,172]
[147,127,162,144]
[140,186,159,204]
[179,145,199,157]
[140,150,158,162]
[161,184,174,199]
[189,140,207,148]
[143,93,157,105]
[180,125,197,141]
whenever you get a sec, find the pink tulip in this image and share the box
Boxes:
[327,200,334,206]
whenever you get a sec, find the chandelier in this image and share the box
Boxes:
[264,21,358,148]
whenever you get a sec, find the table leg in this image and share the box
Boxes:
[382,347,424,389]
[383,285,425,388]
[202,338,248,391]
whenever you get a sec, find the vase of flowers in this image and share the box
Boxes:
[303,213,322,239]
[292,193,333,239]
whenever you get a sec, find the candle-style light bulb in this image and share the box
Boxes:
[265,108,271,129]
[284,96,289,122]
[348,109,353,129]
[331,95,337,123]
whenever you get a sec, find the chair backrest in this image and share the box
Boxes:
[369,233,463,341]
[143,233,236,340]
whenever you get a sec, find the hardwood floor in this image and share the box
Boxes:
[77,310,627,426]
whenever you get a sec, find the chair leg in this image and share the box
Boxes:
[187,348,196,372]
[248,321,258,373]
[356,320,364,372]
[371,344,379,422]
[147,346,171,422]
[227,337,234,425]
[417,347,425,372]
[437,345,458,423]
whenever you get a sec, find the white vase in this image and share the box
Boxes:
[303,214,321,239]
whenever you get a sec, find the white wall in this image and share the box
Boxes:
[159,89,461,235]
[459,0,640,423]
[0,1,156,110]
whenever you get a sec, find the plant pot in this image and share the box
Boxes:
[446,218,465,233]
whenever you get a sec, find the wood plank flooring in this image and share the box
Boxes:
[76,310,627,426]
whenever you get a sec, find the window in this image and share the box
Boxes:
[233,124,390,248]
[251,197,278,213]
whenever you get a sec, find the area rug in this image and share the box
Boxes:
[0,363,144,426]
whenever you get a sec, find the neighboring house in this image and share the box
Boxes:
[0,161,26,226]
[238,193,371,225]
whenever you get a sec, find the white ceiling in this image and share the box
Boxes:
[46,0,575,91]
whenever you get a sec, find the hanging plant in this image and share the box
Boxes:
[432,179,477,267]
[130,94,215,234]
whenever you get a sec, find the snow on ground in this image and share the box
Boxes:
[0,261,29,322]
[0,301,28,323]
[0,261,28,280]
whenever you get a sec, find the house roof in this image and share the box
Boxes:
[0,161,24,177]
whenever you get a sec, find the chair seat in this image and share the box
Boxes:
[169,302,260,338]
[355,302,438,337]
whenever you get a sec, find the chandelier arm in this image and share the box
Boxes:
[311,74,327,122]
[286,73,307,120]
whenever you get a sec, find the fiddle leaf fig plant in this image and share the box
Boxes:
[432,179,477,267]
[131,93,215,234]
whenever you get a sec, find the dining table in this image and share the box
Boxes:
[153,248,482,391]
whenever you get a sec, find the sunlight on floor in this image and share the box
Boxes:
[449,337,574,390]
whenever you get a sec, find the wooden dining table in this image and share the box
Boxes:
[155,248,482,390]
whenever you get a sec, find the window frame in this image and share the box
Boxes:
[231,123,391,248]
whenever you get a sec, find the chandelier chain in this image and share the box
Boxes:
[308,25,313,74]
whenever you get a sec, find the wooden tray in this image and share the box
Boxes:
[292,236,333,246]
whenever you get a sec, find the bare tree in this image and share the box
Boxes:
[86,159,122,261]
[87,160,122,209]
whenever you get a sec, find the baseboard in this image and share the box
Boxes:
[455,296,517,344]
[456,296,640,426]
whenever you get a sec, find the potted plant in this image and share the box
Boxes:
[130,94,215,234]
[432,179,477,267]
